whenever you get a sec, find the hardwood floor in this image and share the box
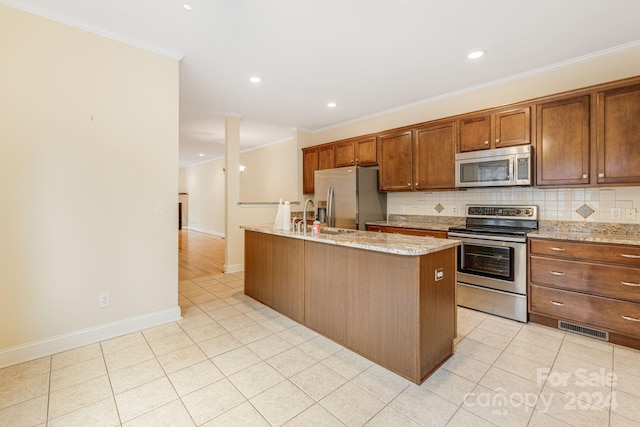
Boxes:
[178,230,225,280]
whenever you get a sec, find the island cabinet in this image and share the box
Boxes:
[535,95,591,187]
[458,107,531,152]
[304,242,456,383]
[528,237,640,348]
[244,227,457,384]
[244,231,305,323]
[334,136,377,167]
[596,83,640,185]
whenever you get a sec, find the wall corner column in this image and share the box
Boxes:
[224,114,243,273]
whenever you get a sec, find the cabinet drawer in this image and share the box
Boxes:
[529,239,640,266]
[530,256,640,303]
[530,285,640,338]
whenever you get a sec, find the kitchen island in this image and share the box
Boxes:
[243,225,459,384]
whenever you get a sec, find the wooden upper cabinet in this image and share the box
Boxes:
[378,130,413,191]
[414,121,456,190]
[597,84,640,185]
[495,107,530,148]
[458,107,531,152]
[335,136,377,167]
[303,144,335,194]
[459,114,491,152]
[302,147,319,194]
[318,145,335,170]
[334,141,355,167]
[536,95,590,187]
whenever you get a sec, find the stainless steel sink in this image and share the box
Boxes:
[319,228,356,235]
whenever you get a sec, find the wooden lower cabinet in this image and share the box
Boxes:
[529,237,640,347]
[244,230,304,323]
[305,242,455,383]
[366,224,447,239]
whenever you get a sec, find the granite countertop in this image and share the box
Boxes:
[242,224,459,256]
[528,221,640,246]
[366,215,465,232]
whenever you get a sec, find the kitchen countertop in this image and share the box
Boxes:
[242,224,459,256]
[366,215,464,232]
[529,221,640,246]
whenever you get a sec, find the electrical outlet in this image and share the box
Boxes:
[625,208,637,221]
[451,206,458,214]
[611,208,622,220]
[99,293,110,308]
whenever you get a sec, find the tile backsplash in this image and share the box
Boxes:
[388,187,640,224]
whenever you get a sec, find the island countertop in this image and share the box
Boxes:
[241,224,459,256]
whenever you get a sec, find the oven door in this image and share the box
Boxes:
[452,235,527,295]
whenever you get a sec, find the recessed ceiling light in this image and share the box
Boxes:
[467,50,486,59]
[327,102,337,108]
[198,153,204,157]
[183,3,192,11]
[249,76,262,83]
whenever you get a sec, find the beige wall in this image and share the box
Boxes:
[312,44,640,144]
[183,137,299,238]
[0,5,180,366]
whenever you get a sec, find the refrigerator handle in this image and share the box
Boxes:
[327,185,335,227]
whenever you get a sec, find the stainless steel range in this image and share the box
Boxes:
[448,205,538,322]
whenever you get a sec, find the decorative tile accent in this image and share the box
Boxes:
[576,204,595,219]
[434,203,445,214]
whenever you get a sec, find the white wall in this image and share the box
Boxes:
[184,158,226,236]
[388,187,640,224]
[0,5,180,366]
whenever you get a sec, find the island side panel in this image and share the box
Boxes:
[304,241,421,383]
[244,230,305,323]
[419,247,456,382]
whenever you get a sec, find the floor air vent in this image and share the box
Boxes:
[558,320,609,341]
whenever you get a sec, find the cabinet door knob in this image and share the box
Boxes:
[622,315,640,322]
[415,182,418,186]
[621,253,640,259]
[355,158,358,162]
[496,139,500,143]
[549,247,565,252]
[550,301,565,307]
[582,174,588,179]
[407,183,411,187]
[621,281,640,287]
[599,173,605,178]
[549,271,565,276]
[484,141,489,145]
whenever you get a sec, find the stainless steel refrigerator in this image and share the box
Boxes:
[314,166,387,230]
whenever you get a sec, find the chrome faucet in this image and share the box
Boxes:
[303,199,315,234]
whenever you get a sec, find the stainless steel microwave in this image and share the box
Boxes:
[455,145,532,188]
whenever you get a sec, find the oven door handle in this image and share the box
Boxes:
[447,232,526,243]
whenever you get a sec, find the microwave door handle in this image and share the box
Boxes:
[508,157,514,184]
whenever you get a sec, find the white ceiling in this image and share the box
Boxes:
[5,0,640,167]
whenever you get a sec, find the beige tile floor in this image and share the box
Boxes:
[2,272,640,426]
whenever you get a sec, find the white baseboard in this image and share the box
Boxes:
[224,263,244,274]
[185,226,225,238]
[0,306,182,368]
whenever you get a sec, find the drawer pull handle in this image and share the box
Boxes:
[549,271,565,276]
[550,300,566,307]
[549,247,565,252]
[621,253,640,259]
[621,281,640,287]
[621,315,640,322]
